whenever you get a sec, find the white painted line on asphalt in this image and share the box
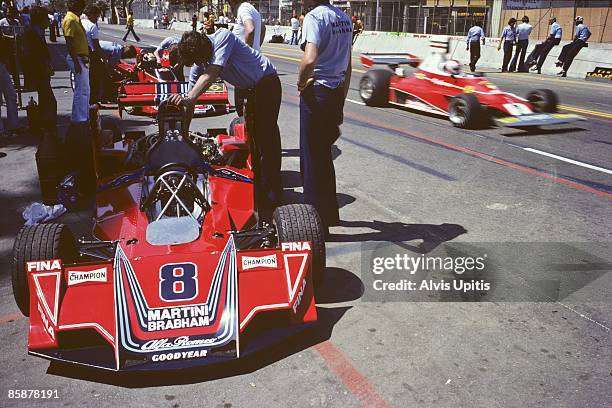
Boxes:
[345,98,365,106]
[523,147,612,175]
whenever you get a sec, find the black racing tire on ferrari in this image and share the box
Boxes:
[448,93,485,129]
[526,89,558,113]
[359,69,393,107]
[273,204,326,287]
[12,223,77,316]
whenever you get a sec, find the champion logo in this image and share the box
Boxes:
[67,267,108,286]
[241,254,278,270]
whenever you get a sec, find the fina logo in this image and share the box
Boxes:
[241,254,278,270]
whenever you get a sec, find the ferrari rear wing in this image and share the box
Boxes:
[361,53,422,69]
[117,81,228,107]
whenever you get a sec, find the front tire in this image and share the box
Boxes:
[12,223,77,316]
[526,89,558,113]
[273,204,325,287]
[359,69,393,107]
[448,93,485,129]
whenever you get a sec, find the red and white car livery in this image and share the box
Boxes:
[14,104,324,371]
[359,36,584,129]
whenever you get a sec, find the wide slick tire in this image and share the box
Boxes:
[273,204,325,287]
[12,223,77,316]
[526,89,558,113]
[448,93,485,129]
[359,69,393,107]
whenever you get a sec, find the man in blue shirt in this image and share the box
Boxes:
[297,0,352,231]
[497,17,516,72]
[509,16,532,72]
[557,16,591,77]
[169,29,282,217]
[465,21,485,72]
[532,18,562,74]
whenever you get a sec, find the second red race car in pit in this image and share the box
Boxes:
[73,46,232,117]
[358,36,584,129]
[12,100,324,371]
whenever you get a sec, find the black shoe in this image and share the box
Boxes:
[557,70,566,77]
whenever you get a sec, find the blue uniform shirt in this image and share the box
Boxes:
[466,25,485,43]
[189,28,276,90]
[300,4,352,89]
[99,40,123,66]
[501,25,516,42]
[155,36,179,54]
[575,24,591,41]
[517,22,532,40]
[550,22,562,39]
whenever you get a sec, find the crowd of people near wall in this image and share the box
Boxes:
[470,15,591,77]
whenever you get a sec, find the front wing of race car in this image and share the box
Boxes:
[26,237,316,371]
[495,113,585,127]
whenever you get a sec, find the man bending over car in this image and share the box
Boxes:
[168,29,282,219]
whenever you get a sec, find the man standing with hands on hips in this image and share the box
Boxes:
[509,16,532,72]
[298,0,352,234]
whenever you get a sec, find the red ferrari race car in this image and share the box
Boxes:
[12,102,325,371]
[73,46,232,117]
[358,36,584,129]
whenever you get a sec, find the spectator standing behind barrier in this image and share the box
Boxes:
[290,14,299,45]
[298,0,352,232]
[556,16,591,78]
[23,6,56,133]
[530,17,562,75]
[81,5,103,105]
[170,30,283,219]
[63,0,89,123]
[192,14,197,31]
[0,29,19,136]
[466,21,485,72]
[509,16,531,72]
[122,10,140,42]
[153,14,158,29]
[498,18,516,72]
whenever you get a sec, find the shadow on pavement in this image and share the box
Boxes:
[329,221,467,254]
[44,268,363,386]
[501,126,587,137]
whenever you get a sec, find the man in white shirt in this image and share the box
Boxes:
[290,14,299,45]
[509,15,532,72]
[228,0,264,50]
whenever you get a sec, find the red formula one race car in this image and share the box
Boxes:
[12,102,324,371]
[359,36,584,129]
[76,47,232,117]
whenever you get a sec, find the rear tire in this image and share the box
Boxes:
[12,223,77,316]
[448,93,485,129]
[526,89,558,113]
[359,69,393,107]
[273,204,325,287]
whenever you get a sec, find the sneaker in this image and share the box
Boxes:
[557,70,567,77]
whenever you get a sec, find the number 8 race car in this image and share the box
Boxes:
[12,101,325,371]
[359,36,585,129]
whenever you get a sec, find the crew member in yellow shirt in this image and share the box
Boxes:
[122,10,140,42]
[62,0,89,122]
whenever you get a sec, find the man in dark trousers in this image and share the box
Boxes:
[557,16,591,77]
[465,21,485,72]
[168,30,282,219]
[23,5,56,132]
[532,17,562,74]
[509,16,532,72]
[498,17,516,72]
[122,10,140,42]
[298,0,352,232]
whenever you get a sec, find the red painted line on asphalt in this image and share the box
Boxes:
[314,341,390,408]
[342,111,612,200]
[0,312,25,324]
